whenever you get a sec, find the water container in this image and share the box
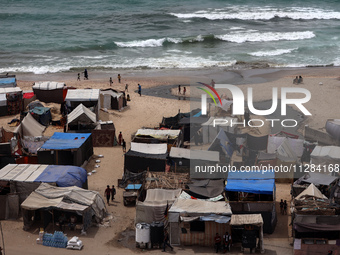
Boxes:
[136,223,150,244]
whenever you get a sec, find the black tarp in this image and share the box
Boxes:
[187,179,225,199]
[247,134,268,151]
[124,150,168,173]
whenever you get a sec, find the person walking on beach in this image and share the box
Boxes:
[183,86,186,96]
[111,185,116,201]
[280,199,284,215]
[138,84,142,96]
[211,79,215,88]
[110,77,113,86]
[125,84,128,92]
[283,200,288,215]
[118,131,123,145]
[104,185,111,204]
[77,73,80,81]
[118,74,121,83]
[83,69,88,80]
[122,139,126,153]
[178,85,181,94]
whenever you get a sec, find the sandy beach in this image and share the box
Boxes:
[1,66,340,255]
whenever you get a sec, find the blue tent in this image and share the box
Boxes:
[35,165,87,187]
[225,170,275,195]
[41,132,91,150]
[0,77,16,88]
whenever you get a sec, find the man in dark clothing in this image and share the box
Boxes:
[111,185,116,201]
[104,185,111,205]
[162,229,173,252]
[122,139,126,153]
[280,199,284,215]
[138,84,141,96]
[214,233,222,253]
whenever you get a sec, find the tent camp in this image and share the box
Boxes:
[67,103,97,132]
[133,129,183,148]
[32,81,66,104]
[230,214,264,253]
[310,145,340,167]
[65,89,100,109]
[208,129,234,161]
[326,119,340,142]
[124,143,168,172]
[100,88,127,111]
[0,75,17,88]
[14,112,46,137]
[225,170,276,234]
[168,197,232,246]
[267,136,304,158]
[0,164,87,220]
[0,87,22,116]
[21,183,107,231]
[37,132,93,166]
[135,188,181,224]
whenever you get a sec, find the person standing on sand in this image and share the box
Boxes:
[178,85,181,94]
[111,185,116,201]
[118,131,123,145]
[83,69,88,80]
[280,199,284,215]
[283,200,288,215]
[110,77,113,86]
[77,73,80,81]
[211,79,215,88]
[104,185,111,204]
[122,139,126,153]
[125,84,128,92]
[138,84,142,96]
[183,86,186,96]
[118,74,121,83]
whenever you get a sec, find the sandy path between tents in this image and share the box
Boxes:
[0,66,340,254]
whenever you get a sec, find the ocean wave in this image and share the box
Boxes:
[169,6,340,20]
[115,37,182,48]
[249,48,298,57]
[215,31,315,43]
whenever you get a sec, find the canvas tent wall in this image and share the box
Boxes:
[37,132,93,166]
[135,188,181,224]
[310,146,340,167]
[21,183,107,231]
[0,75,17,88]
[326,119,340,142]
[208,129,234,161]
[14,112,46,137]
[0,87,23,116]
[32,81,66,104]
[134,129,183,148]
[124,143,168,172]
[65,89,100,111]
[201,117,237,144]
[67,103,97,132]
[100,88,126,110]
[168,197,232,246]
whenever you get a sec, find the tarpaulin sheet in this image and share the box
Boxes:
[41,132,91,150]
[23,92,35,99]
[34,165,87,187]
[225,179,275,195]
[0,77,16,86]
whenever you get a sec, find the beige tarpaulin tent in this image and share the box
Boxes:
[230,214,264,253]
[295,183,328,200]
[14,112,46,137]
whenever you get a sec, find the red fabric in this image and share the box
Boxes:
[23,92,35,99]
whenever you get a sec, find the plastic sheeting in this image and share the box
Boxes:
[14,113,46,137]
[130,142,167,155]
[67,103,96,125]
[311,146,340,166]
[65,89,99,102]
[33,81,65,90]
[41,132,91,150]
[169,147,219,162]
[326,119,340,141]
[208,129,234,157]
[136,129,181,140]
[0,77,16,88]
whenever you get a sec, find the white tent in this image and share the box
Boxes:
[267,136,304,157]
[311,146,340,166]
[295,184,328,200]
[202,116,237,144]
[14,112,46,137]
[67,103,96,126]
[130,142,167,155]
[169,147,219,162]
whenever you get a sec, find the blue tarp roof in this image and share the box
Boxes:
[41,132,91,150]
[225,170,275,195]
[0,77,16,84]
[125,184,142,190]
[35,165,87,187]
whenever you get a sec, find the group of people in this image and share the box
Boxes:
[104,185,116,205]
[178,85,187,95]
[280,199,288,215]
[214,232,232,253]
[293,75,303,84]
[58,213,78,231]
[109,74,123,86]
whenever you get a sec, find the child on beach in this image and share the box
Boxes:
[183,86,186,95]
[77,73,80,81]
[110,77,113,86]
[125,84,128,92]
[118,74,121,83]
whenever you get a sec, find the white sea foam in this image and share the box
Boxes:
[115,37,182,48]
[170,6,340,20]
[215,31,315,43]
[249,48,297,57]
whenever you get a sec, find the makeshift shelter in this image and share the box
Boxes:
[29,107,52,126]
[100,88,127,110]
[15,112,46,137]
[135,188,181,224]
[124,143,168,172]
[133,129,183,149]
[230,214,264,253]
[168,197,232,246]
[208,129,234,162]
[0,87,22,116]
[247,134,268,151]
[65,89,100,110]
[37,132,93,166]
[0,75,17,88]
[295,184,328,201]
[201,117,237,144]
[23,92,36,110]
[21,183,107,231]
[267,136,304,157]
[310,146,340,167]
[225,170,276,234]
[0,164,87,220]
[326,119,340,142]
[67,103,97,132]
[32,81,66,104]
[169,147,219,173]
[186,179,225,200]
[91,121,116,147]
